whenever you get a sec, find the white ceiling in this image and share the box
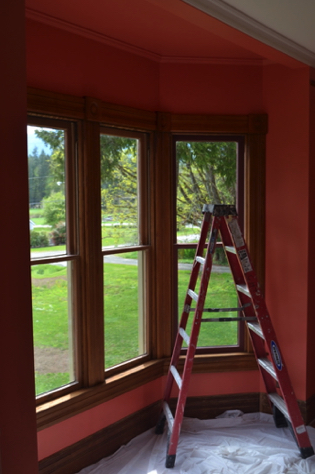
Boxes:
[183,0,315,66]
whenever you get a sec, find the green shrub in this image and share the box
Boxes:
[30,230,49,248]
[50,222,66,245]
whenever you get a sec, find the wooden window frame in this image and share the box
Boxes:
[28,88,266,430]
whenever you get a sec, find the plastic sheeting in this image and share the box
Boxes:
[76,412,315,474]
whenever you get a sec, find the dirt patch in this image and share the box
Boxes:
[34,346,70,374]
[32,276,67,288]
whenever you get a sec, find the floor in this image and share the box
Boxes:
[76,411,315,474]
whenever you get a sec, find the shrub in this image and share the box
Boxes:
[50,222,66,245]
[30,230,49,248]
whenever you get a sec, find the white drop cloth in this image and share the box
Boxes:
[76,412,315,474]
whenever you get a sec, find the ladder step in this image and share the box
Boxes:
[179,327,190,345]
[162,402,174,431]
[188,289,198,302]
[195,256,205,265]
[268,393,290,421]
[258,357,277,380]
[247,322,264,339]
[225,245,236,254]
[236,284,251,298]
[170,365,182,390]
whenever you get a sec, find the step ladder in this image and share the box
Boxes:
[155,204,314,468]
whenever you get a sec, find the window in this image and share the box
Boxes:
[27,90,266,427]
[28,118,79,397]
[174,136,245,352]
[100,129,150,371]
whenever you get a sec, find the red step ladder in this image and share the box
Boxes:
[155,204,314,468]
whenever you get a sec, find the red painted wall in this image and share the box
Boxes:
[307,77,315,398]
[263,64,310,400]
[26,19,160,111]
[0,2,39,473]
[159,62,264,114]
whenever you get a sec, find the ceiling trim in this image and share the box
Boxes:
[182,0,315,67]
[25,7,265,67]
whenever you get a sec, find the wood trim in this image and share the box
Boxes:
[170,114,267,134]
[170,392,260,419]
[100,101,156,131]
[27,87,85,119]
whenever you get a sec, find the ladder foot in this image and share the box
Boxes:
[155,414,166,435]
[165,454,176,468]
[300,446,315,459]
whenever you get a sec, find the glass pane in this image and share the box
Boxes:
[32,262,75,395]
[28,126,67,257]
[100,134,139,249]
[176,141,238,348]
[176,141,237,243]
[104,251,146,369]
[178,248,238,348]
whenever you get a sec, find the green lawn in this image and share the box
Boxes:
[31,263,237,395]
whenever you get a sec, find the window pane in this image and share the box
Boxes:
[28,126,67,257]
[104,251,146,369]
[32,262,75,396]
[176,140,239,349]
[100,134,139,249]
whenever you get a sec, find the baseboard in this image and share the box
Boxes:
[38,392,260,474]
[260,392,315,425]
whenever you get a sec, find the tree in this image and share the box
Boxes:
[28,147,51,207]
[176,141,236,228]
[42,192,65,227]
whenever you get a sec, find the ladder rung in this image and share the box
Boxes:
[225,245,236,254]
[202,316,257,322]
[268,393,290,421]
[179,327,190,345]
[236,284,251,298]
[195,256,205,265]
[162,402,174,431]
[188,289,198,302]
[170,365,182,390]
[258,358,277,380]
[247,322,264,339]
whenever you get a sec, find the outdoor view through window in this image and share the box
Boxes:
[176,140,241,350]
[100,132,147,370]
[28,124,75,396]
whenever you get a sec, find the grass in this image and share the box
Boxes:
[31,259,237,395]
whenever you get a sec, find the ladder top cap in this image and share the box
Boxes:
[202,204,238,216]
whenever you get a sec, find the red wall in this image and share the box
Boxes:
[263,64,310,400]
[0,3,38,473]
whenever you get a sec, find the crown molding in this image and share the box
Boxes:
[25,7,265,67]
[182,0,315,67]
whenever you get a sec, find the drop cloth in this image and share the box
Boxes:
[76,412,315,474]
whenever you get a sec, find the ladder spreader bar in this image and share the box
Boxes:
[268,393,290,422]
[258,357,277,380]
[179,327,190,345]
[162,402,174,431]
[188,289,198,302]
[202,316,257,322]
[247,322,264,339]
[236,284,251,298]
[170,365,182,390]
[192,302,251,313]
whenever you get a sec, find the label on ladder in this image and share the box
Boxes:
[238,249,252,273]
[228,219,244,248]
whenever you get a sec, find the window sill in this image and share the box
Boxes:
[37,353,257,431]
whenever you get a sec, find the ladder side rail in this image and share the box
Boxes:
[162,211,212,405]
[223,215,311,449]
[166,214,221,459]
